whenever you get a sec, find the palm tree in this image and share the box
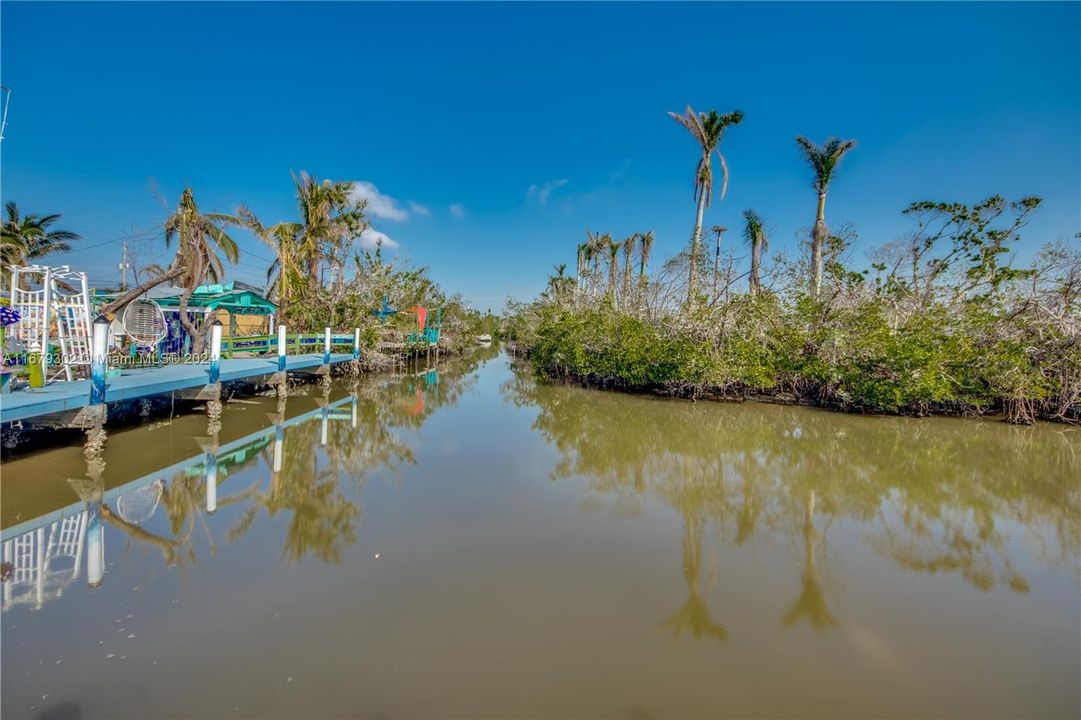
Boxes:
[621,234,635,302]
[1,203,81,285]
[575,242,586,300]
[238,210,305,315]
[241,172,366,316]
[293,171,366,286]
[668,105,744,303]
[579,239,595,301]
[164,188,242,353]
[742,209,768,296]
[795,136,857,296]
[586,230,606,298]
[638,230,654,286]
[548,263,572,297]
[710,225,727,300]
[606,237,620,300]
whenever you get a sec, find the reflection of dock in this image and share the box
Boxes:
[1,393,359,612]
[2,512,92,611]
[1,353,355,425]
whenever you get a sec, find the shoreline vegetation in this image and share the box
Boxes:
[507,106,1080,425]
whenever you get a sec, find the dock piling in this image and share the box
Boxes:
[278,324,287,372]
[208,319,223,385]
[90,315,109,406]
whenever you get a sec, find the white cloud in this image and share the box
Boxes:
[358,228,399,250]
[527,178,569,205]
[350,181,408,221]
[409,201,430,217]
[449,202,466,219]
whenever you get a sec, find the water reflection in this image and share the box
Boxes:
[504,368,1080,635]
[1,346,498,610]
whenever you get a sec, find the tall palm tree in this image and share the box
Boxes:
[292,171,367,287]
[1,203,81,285]
[579,239,595,301]
[241,172,366,317]
[606,237,620,300]
[586,230,606,298]
[575,242,586,300]
[164,188,241,353]
[710,225,727,300]
[621,234,635,302]
[668,105,744,303]
[795,136,857,296]
[742,209,768,296]
[638,230,655,286]
[238,210,304,315]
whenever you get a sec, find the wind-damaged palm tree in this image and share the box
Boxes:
[638,230,655,287]
[742,209,769,296]
[1,202,81,285]
[575,242,587,300]
[669,105,744,303]
[795,136,857,296]
[585,230,607,298]
[606,237,620,300]
[164,188,242,353]
[621,234,636,302]
[238,210,305,316]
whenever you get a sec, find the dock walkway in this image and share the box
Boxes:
[0,353,355,424]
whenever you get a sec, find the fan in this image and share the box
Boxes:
[122,298,167,346]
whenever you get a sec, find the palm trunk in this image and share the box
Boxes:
[811,192,827,297]
[608,254,618,301]
[309,249,321,288]
[98,265,185,316]
[750,241,761,296]
[688,190,707,303]
[177,290,205,355]
[639,245,651,286]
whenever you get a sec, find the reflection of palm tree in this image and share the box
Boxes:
[662,515,727,642]
[782,490,838,630]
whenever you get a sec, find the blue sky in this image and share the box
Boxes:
[2,2,1078,310]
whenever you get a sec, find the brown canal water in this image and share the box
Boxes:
[1,347,1078,719]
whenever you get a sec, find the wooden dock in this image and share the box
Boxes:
[0,353,355,425]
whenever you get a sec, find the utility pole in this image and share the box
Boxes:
[119,240,130,292]
[711,225,728,301]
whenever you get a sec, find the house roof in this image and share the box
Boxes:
[95,281,277,315]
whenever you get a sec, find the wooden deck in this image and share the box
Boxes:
[0,353,355,424]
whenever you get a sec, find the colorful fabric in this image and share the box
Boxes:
[0,306,20,328]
